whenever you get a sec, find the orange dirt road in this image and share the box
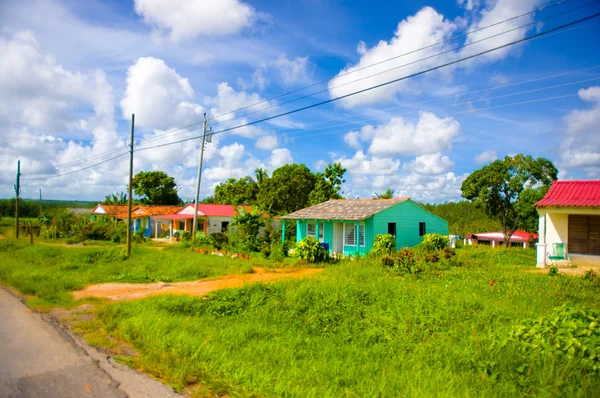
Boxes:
[73,267,324,301]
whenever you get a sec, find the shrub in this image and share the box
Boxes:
[548,266,560,276]
[211,232,229,250]
[395,248,416,273]
[180,231,192,241]
[381,255,395,267]
[261,241,271,258]
[270,240,288,261]
[424,252,440,263]
[132,230,146,244]
[371,234,396,256]
[296,237,329,263]
[422,233,449,251]
[501,304,600,373]
[195,234,214,247]
[442,246,456,259]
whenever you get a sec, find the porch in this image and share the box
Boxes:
[282,219,368,256]
[153,214,208,242]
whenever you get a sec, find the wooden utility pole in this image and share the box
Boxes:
[15,160,20,239]
[39,189,43,216]
[192,113,208,243]
[126,114,135,257]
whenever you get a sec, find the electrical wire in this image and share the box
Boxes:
[133,11,600,153]
[22,151,129,182]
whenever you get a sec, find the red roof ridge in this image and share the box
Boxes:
[535,180,600,208]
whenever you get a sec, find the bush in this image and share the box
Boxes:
[442,246,456,259]
[270,240,288,261]
[195,234,214,247]
[296,237,329,263]
[422,233,449,251]
[548,266,560,276]
[424,251,440,263]
[211,232,229,250]
[381,255,395,267]
[395,248,416,273]
[132,230,146,244]
[180,231,192,241]
[371,234,396,256]
[501,304,600,374]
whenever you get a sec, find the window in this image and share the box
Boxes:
[344,223,356,246]
[359,223,365,246]
[307,222,324,242]
[178,221,185,230]
[419,222,426,236]
[198,220,205,232]
[221,221,229,232]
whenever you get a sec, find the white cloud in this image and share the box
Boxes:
[269,148,294,169]
[337,151,401,176]
[274,55,310,86]
[561,86,600,169]
[328,7,456,108]
[473,149,498,164]
[343,131,362,150]
[120,57,204,131]
[405,153,454,175]
[134,0,258,41]
[255,135,278,150]
[346,112,460,157]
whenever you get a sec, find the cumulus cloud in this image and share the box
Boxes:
[269,148,294,169]
[329,7,456,108]
[255,135,278,150]
[134,0,258,41]
[561,86,600,169]
[404,153,455,175]
[336,151,401,176]
[344,112,460,157]
[473,149,498,164]
[120,57,204,131]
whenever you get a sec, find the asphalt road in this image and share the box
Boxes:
[0,287,180,398]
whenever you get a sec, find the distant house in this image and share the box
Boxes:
[154,204,269,240]
[535,180,600,268]
[281,198,448,255]
[464,230,537,248]
[91,204,182,238]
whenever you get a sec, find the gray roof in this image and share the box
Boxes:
[67,208,93,215]
[282,197,410,221]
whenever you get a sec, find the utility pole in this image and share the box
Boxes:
[126,114,135,257]
[192,113,208,243]
[39,189,43,216]
[15,160,20,239]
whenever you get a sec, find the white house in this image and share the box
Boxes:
[535,180,600,268]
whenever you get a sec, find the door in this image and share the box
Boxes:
[569,215,600,255]
[388,223,396,239]
[333,223,344,253]
[221,221,230,233]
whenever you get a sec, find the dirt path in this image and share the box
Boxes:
[73,267,324,301]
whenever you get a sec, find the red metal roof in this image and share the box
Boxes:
[154,214,195,220]
[155,204,269,219]
[464,230,537,242]
[535,180,600,208]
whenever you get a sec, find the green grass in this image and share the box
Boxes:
[96,248,600,397]
[0,239,255,308]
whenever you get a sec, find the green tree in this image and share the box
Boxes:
[231,207,266,252]
[102,192,127,205]
[461,154,557,245]
[258,164,317,214]
[131,171,180,205]
[374,188,395,199]
[308,162,347,205]
[213,177,258,205]
[255,168,268,188]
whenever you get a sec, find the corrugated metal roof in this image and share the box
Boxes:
[535,180,600,207]
[465,230,537,242]
[281,197,410,221]
[179,204,268,217]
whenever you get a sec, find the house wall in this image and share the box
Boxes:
[373,200,449,250]
[206,216,234,234]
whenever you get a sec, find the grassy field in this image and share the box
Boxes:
[1,238,599,397]
[96,248,599,397]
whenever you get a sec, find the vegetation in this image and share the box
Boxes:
[461,154,557,244]
[371,233,396,256]
[421,200,502,236]
[131,170,181,205]
[295,236,329,263]
[374,188,394,199]
[95,247,600,397]
[0,198,95,218]
[103,192,128,205]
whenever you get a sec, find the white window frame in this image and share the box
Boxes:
[359,223,365,247]
[307,221,324,242]
[343,222,356,246]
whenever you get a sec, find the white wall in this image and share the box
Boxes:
[206,216,234,234]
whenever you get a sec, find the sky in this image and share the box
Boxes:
[0,0,599,203]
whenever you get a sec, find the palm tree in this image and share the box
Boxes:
[103,192,127,205]
[374,188,394,199]
[254,168,268,187]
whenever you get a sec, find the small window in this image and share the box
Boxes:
[178,221,185,230]
[221,221,229,232]
[419,222,426,236]
[307,222,316,238]
[359,223,365,246]
[318,222,324,242]
[344,223,356,246]
[198,220,204,232]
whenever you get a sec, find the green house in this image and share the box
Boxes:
[281,198,448,255]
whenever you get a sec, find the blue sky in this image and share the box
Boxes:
[0,0,599,203]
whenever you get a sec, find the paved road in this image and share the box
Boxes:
[0,287,180,398]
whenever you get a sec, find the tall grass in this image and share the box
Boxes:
[98,249,600,397]
[0,240,253,308]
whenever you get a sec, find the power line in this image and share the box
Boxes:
[136,0,579,146]
[133,11,600,154]
[21,151,129,181]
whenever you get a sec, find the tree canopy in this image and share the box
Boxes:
[131,171,181,205]
[374,188,395,199]
[461,154,557,244]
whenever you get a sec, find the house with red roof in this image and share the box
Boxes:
[535,180,600,268]
[464,230,537,248]
[154,204,269,241]
[91,204,182,238]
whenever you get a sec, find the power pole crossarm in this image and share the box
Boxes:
[192,113,208,243]
[126,114,135,257]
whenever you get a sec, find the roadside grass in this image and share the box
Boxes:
[96,248,600,397]
[0,239,255,309]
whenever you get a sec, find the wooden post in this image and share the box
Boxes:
[29,221,33,245]
[126,113,135,257]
